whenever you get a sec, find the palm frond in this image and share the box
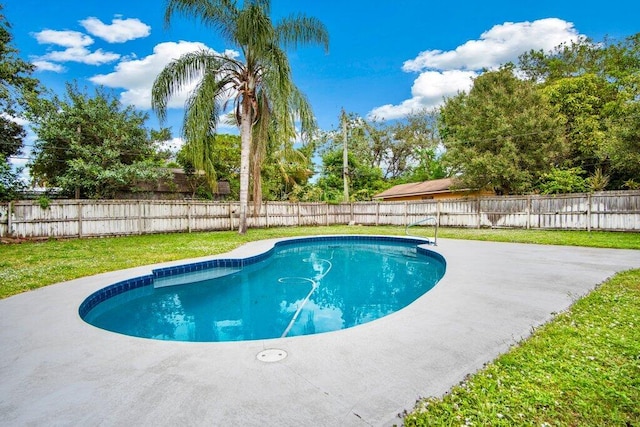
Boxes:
[275,15,330,52]
[151,50,223,123]
[260,45,297,139]
[181,70,234,189]
[289,85,316,137]
[235,2,275,57]
[245,0,271,14]
[164,0,238,41]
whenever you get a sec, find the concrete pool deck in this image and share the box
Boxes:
[1,237,639,426]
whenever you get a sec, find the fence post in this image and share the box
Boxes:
[350,203,354,224]
[77,201,83,238]
[7,201,13,237]
[229,202,234,230]
[404,202,408,226]
[137,201,143,235]
[297,202,301,226]
[587,193,592,232]
[476,198,481,229]
[376,202,380,226]
[187,201,192,233]
[325,203,329,226]
[264,201,269,228]
[526,195,531,230]
[436,200,441,228]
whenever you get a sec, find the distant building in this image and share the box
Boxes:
[120,168,231,200]
[373,177,493,201]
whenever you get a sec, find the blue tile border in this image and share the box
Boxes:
[78,275,153,318]
[79,235,444,320]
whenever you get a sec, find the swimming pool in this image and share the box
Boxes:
[80,235,446,342]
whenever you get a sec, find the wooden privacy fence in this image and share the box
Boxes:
[1,191,639,239]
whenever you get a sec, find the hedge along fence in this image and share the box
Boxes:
[1,190,639,239]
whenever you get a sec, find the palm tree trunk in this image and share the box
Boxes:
[251,148,263,216]
[238,110,252,234]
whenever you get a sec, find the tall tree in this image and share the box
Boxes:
[519,33,640,189]
[607,87,640,187]
[260,139,312,201]
[27,84,167,198]
[152,0,329,234]
[601,34,640,187]
[0,4,39,200]
[518,34,640,87]
[439,67,564,194]
[316,149,385,202]
[518,37,603,83]
[391,109,445,182]
[542,73,617,175]
[316,111,441,181]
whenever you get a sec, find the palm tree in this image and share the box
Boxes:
[152,0,329,234]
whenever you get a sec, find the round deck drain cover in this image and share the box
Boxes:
[257,348,287,362]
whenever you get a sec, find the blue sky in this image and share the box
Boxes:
[5,0,639,170]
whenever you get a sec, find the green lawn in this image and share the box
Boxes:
[1,226,639,426]
[403,269,640,426]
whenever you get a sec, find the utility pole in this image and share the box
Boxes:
[341,109,349,203]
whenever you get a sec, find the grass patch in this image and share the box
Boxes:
[403,269,640,426]
[436,227,640,249]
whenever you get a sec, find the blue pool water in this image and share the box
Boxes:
[80,236,446,342]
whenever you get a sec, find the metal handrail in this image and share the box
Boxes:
[405,216,438,245]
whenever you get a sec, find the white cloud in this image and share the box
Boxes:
[32,28,120,66]
[403,18,581,72]
[80,17,151,43]
[369,70,477,120]
[1,112,30,127]
[368,99,424,122]
[370,18,584,120]
[33,29,93,48]
[43,47,120,65]
[32,60,66,73]
[91,41,239,110]
[412,70,477,99]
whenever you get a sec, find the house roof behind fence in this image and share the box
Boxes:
[373,177,463,199]
[137,168,230,195]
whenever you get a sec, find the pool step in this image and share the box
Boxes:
[153,267,241,288]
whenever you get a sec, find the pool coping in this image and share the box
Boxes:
[2,236,640,426]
